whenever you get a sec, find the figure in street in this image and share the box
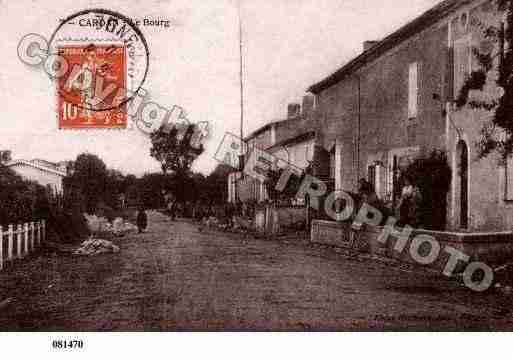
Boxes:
[398,176,422,228]
[136,206,148,234]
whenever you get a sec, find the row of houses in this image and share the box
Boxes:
[230,0,513,232]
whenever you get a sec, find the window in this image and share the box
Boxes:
[368,165,377,190]
[367,163,386,200]
[330,150,336,179]
[454,36,471,97]
[408,62,419,119]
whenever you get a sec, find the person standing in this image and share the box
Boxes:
[398,177,422,227]
[136,206,148,234]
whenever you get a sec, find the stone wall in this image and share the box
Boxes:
[311,219,513,271]
[255,205,307,236]
[310,0,513,231]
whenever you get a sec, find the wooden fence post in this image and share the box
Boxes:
[30,222,35,251]
[16,224,22,259]
[0,225,3,270]
[24,223,29,256]
[7,224,13,262]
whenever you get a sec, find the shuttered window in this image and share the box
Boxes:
[454,36,471,97]
[408,62,419,119]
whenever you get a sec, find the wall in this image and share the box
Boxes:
[272,139,314,170]
[313,0,513,231]
[311,219,513,271]
[316,16,448,195]
[444,1,513,231]
[255,205,307,235]
[238,117,318,203]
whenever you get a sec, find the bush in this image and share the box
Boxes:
[47,205,90,243]
[95,202,123,222]
[0,165,49,226]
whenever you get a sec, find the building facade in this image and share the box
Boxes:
[230,100,320,204]
[308,0,509,231]
[7,159,67,195]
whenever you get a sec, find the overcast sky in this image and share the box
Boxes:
[0,0,441,176]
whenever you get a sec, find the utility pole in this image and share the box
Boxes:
[234,0,245,204]
[238,0,245,167]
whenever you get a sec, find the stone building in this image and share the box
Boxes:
[229,99,321,203]
[6,159,67,195]
[307,0,510,232]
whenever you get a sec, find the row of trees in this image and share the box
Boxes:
[62,152,230,217]
[0,117,217,233]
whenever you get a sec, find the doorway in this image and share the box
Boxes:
[457,140,469,229]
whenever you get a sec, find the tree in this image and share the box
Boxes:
[67,153,108,213]
[104,169,126,210]
[137,173,167,209]
[0,165,46,226]
[202,164,233,204]
[456,0,513,161]
[0,150,11,164]
[150,125,204,176]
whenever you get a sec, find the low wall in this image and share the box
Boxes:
[310,220,352,248]
[311,220,513,270]
[255,205,307,236]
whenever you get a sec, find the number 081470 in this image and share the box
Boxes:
[52,340,84,349]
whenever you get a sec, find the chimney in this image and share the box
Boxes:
[287,103,301,119]
[363,40,379,52]
[301,95,314,118]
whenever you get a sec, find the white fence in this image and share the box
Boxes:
[0,220,46,270]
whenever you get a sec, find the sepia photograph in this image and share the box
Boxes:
[2,0,513,354]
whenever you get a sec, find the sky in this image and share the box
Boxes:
[0,0,441,176]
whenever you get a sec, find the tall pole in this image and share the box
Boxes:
[235,0,245,206]
[238,0,245,157]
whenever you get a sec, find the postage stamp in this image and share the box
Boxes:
[48,9,150,129]
[57,42,127,129]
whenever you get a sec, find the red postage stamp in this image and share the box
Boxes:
[57,43,127,129]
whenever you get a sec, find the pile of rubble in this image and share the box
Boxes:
[84,214,138,237]
[104,217,139,237]
[73,237,120,256]
[84,214,109,233]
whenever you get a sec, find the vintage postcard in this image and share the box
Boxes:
[2,0,513,356]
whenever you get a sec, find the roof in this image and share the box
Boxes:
[267,131,316,151]
[245,117,301,141]
[308,0,470,94]
[6,160,67,177]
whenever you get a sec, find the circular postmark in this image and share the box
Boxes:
[48,9,150,113]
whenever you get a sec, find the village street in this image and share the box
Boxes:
[1,211,513,331]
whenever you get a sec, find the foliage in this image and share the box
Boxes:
[197,164,233,204]
[137,173,170,209]
[399,150,452,230]
[66,153,109,213]
[456,0,513,160]
[47,205,90,243]
[264,167,305,202]
[0,164,49,226]
[0,150,11,164]
[150,125,204,176]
